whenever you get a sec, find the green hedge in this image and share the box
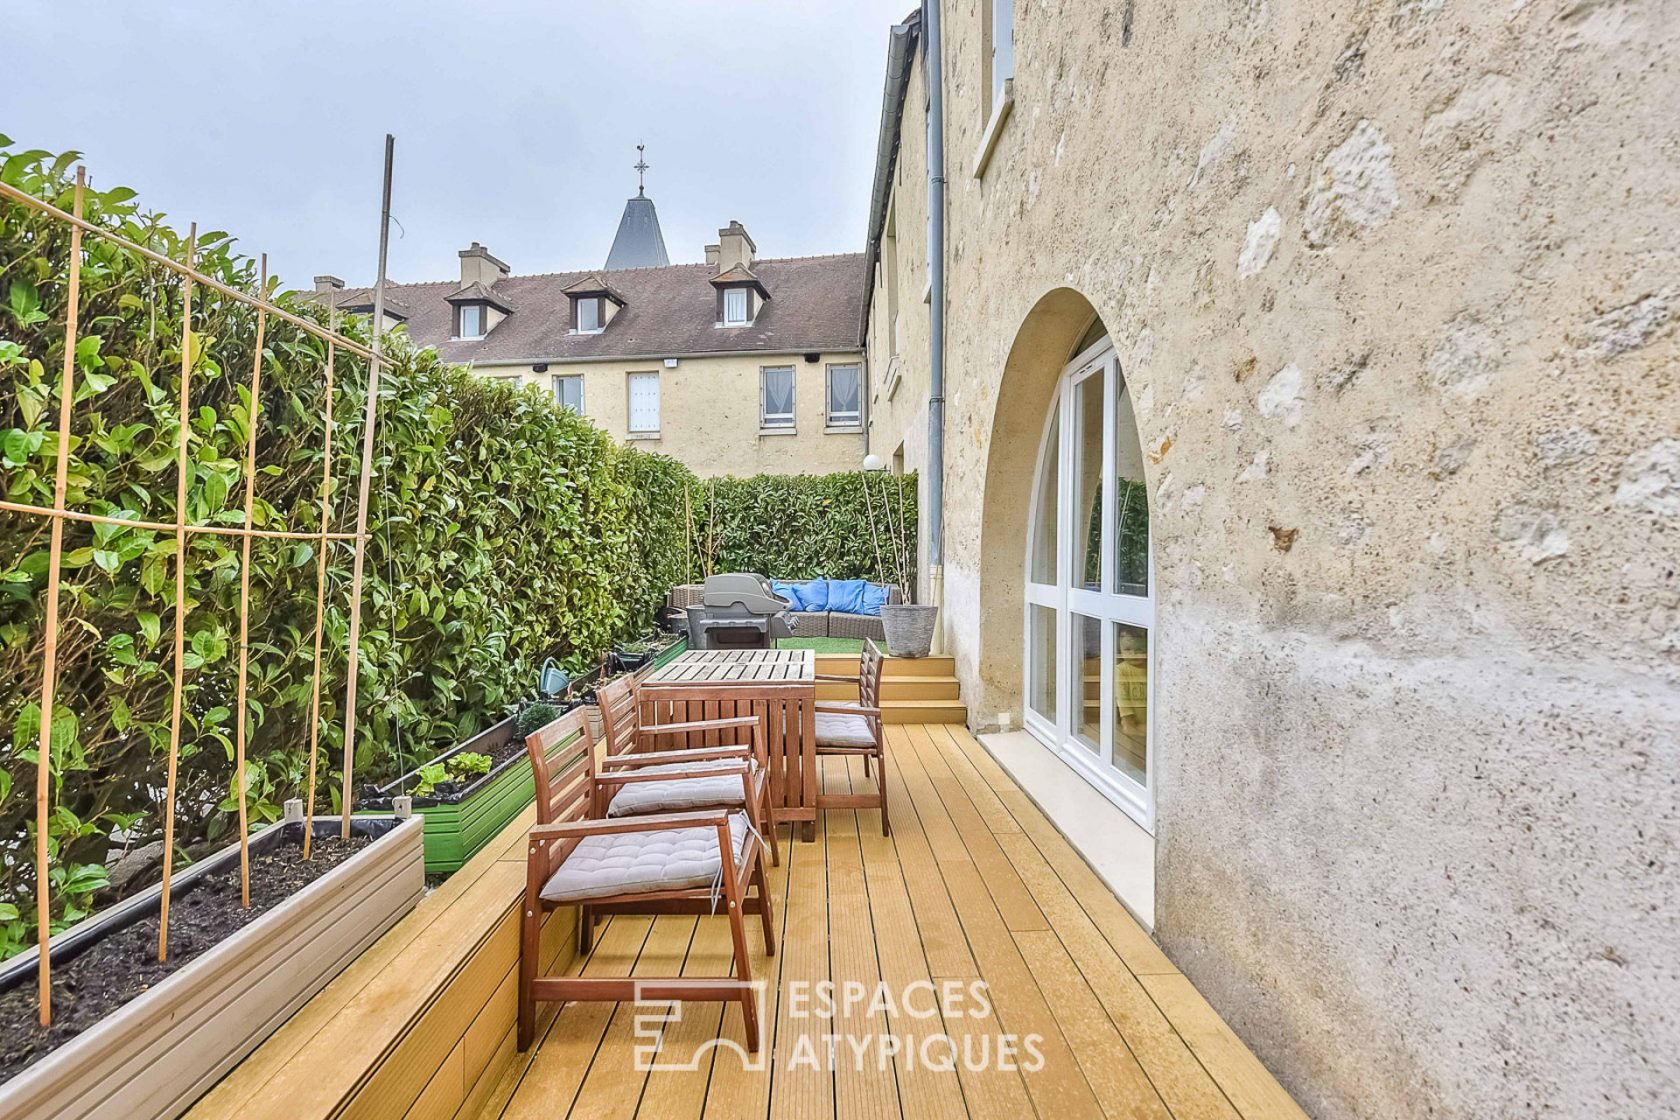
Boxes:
[0,144,913,955]
[692,470,917,587]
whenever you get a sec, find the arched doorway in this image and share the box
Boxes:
[1022,328,1155,829]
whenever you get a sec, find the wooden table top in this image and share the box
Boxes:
[645,647,815,685]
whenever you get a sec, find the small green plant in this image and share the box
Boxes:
[449,751,492,779]
[410,750,496,798]
[516,702,562,740]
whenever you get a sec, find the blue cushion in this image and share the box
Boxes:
[770,580,803,609]
[795,579,829,611]
[827,579,868,614]
[858,582,891,617]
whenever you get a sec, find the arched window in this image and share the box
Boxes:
[1024,331,1155,828]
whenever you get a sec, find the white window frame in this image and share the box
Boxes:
[627,371,660,435]
[760,366,796,430]
[575,296,604,334]
[723,287,750,326]
[825,362,862,428]
[455,303,486,340]
[553,373,584,414]
[1022,336,1157,832]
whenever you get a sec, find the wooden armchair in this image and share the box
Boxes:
[595,676,781,867]
[813,638,888,835]
[519,706,776,1053]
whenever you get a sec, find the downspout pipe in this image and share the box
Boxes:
[923,0,946,650]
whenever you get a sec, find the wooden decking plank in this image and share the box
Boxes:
[565,916,699,1120]
[902,724,1046,932]
[1012,928,1172,1120]
[887,725,969,862]
[922,723,1023,835]
[1138,975,1310,1120]
[825,759,904,1120]
[496,916,655,1120]
[994,831,1240,1120]
[634,912,732,1119]
[878,727,978,979]
[933,856,1104,1119]
[767,782,834,1120]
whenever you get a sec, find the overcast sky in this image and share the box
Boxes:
[2,0,913,289]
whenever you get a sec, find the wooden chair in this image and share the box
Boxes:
[813,638,888,835]
[596,676,781,867]
[519,706,776,1052]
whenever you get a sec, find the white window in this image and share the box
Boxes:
[760,366,795,428]
[990,0,1015,105]
[576,297,602,333]
[723,287,749,325]
[826,363,861,427]
[456,303,485,339]
[1024,334,1156,832]
[627,371,660,433]
[553,374,584,414]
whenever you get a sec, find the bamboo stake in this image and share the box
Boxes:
[158,222,197,962]
[0,501,361,540]
[302,335,337,860]
[33,168,86,1027]
[339,135,395,840]
[0,179,383,363]
[232,256,268,906]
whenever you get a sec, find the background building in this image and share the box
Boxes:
[315,185,868,478]
[864,4,1679,1118]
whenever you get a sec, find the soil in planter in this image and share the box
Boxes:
[0,834,372,1081]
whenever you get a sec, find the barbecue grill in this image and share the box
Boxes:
[683,573,799,650]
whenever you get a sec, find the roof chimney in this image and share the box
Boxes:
[704,244,720,268]
[313,275,345,293]
[458,242,510,287]
[715,221,756,275]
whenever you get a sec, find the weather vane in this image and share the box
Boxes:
[634,144,649,197]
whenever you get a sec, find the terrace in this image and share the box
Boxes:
[182,713,1304,1120]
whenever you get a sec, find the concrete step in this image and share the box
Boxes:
[816,675,962,702]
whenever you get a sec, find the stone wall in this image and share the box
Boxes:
[867,1,1679,1115]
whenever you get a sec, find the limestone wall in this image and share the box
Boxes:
[867,2,1680,1115]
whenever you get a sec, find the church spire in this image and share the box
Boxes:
[605,144,670,270]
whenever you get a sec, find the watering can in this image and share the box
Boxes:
[538,658,570,698]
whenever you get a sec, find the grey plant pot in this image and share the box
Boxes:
[880,603,939,658]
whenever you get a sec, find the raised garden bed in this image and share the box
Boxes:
[0,813,423,1120]
[358,701,584,875]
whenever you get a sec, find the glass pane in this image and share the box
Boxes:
[1030,402,1058,583]
[725,288,748,323]
[828,365,860,422]
[459,304,483,337]
[1114,372,1149,596]
[762,368,794,425]
[1112,622,1148,784]
[555,376,583,413]
[578,298,600,332]
[1027,604,1057,723]
[1072,372,1103,592]
[1072,613,1101,752]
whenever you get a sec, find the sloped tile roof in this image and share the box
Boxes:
[312,254,865,364]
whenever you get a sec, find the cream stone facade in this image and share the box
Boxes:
[468,351,866,478]
[865,3,1680,1118]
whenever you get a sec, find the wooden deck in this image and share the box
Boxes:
[474,724,1307,1120]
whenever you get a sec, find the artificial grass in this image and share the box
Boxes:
[776,637,865,654]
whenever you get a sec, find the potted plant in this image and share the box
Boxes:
[864,468,937,657]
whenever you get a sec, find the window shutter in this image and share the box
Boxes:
[628,372,660,432]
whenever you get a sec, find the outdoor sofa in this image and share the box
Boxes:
[666,579,899,641]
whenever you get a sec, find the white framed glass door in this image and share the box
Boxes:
[1022,335,1156,830]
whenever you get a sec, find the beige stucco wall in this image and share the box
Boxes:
[474,350,866,478]
[869,2,1680,1117]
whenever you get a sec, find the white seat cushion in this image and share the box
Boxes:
[606,759,751,817]
[540,812,752,904]
[815,708,876,749]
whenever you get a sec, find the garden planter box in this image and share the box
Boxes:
[363,707,588,875]
[0,814,423,1120]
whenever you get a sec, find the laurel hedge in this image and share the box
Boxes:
[0,143,913,954]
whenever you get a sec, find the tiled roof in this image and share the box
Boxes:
[312,254,865,364]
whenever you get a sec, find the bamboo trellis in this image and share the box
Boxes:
[0,170,388,1026]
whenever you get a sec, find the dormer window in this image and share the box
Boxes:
[456,303,487,340]
[562,275,627,335]
[724,288,749,326]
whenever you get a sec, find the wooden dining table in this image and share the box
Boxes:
[640,648,820,841]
